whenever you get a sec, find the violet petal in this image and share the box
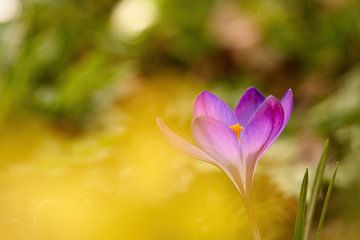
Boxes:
[234,87,266,127]
[280,88,293,131]
[241,96,284,189]
[194,91,238,126]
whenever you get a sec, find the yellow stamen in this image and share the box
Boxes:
[229,123,243,140]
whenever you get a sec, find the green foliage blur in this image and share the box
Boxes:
[0,0,359,239]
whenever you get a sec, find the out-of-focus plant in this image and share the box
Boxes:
[0,0,125,128]
[294,168,308,240]
[305,66,360,232]
[1,0,359,127]
[135,0,360,84]
[294,140,339,240]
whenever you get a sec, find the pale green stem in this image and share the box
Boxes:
[243,194,261,240]
[229,166,261,240]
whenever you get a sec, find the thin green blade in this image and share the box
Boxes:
[315,162,339,240]
[304,139,329,240]
[294,169,309,240]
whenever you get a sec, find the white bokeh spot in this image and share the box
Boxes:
[111,0,158,38]
[0,0,21,23]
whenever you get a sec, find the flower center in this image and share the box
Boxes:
[229,123,243,140]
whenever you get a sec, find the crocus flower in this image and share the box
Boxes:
[157,87,293,239]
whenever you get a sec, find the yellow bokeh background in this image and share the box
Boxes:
[0,76,296,240]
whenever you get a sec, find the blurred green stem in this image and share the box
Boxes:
[315,162,339,240]
[304,140,329,240]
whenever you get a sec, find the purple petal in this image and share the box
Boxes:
[192,116,242,167]
[194,91,238,126]
[234,87,266,127]
[260,89,293,154]
[156,118,216,165]
[241,96,285,159]
[280,88,293,131]
[241,96,284,190]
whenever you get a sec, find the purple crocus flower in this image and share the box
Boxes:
[157,87,293,239]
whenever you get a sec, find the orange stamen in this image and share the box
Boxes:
[229,123,243,140]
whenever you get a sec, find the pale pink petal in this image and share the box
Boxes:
[156,118,216,165]
[192,116,242,167]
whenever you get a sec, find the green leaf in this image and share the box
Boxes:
[315,162,339,240]
[303,139,329,240]
[294,168,309,240]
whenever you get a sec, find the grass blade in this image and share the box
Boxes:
[315,162,339,240]
[294,169,309,240]
[304,139,329,240]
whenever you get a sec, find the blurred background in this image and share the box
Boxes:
[0,0,359,239]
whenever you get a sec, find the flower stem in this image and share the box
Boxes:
[243,196,261,240]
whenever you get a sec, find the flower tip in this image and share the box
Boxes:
[156,117,166,128]
[243,86,262,95]
[194,91,212,105]
[242,86,265,98]
[267,95,279,102]
[284,88,294,97]
[156,117,164,125]
[265,95,284,111]
[281,88,294,103]
[197,90,213,98]
[246,86,257,91]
